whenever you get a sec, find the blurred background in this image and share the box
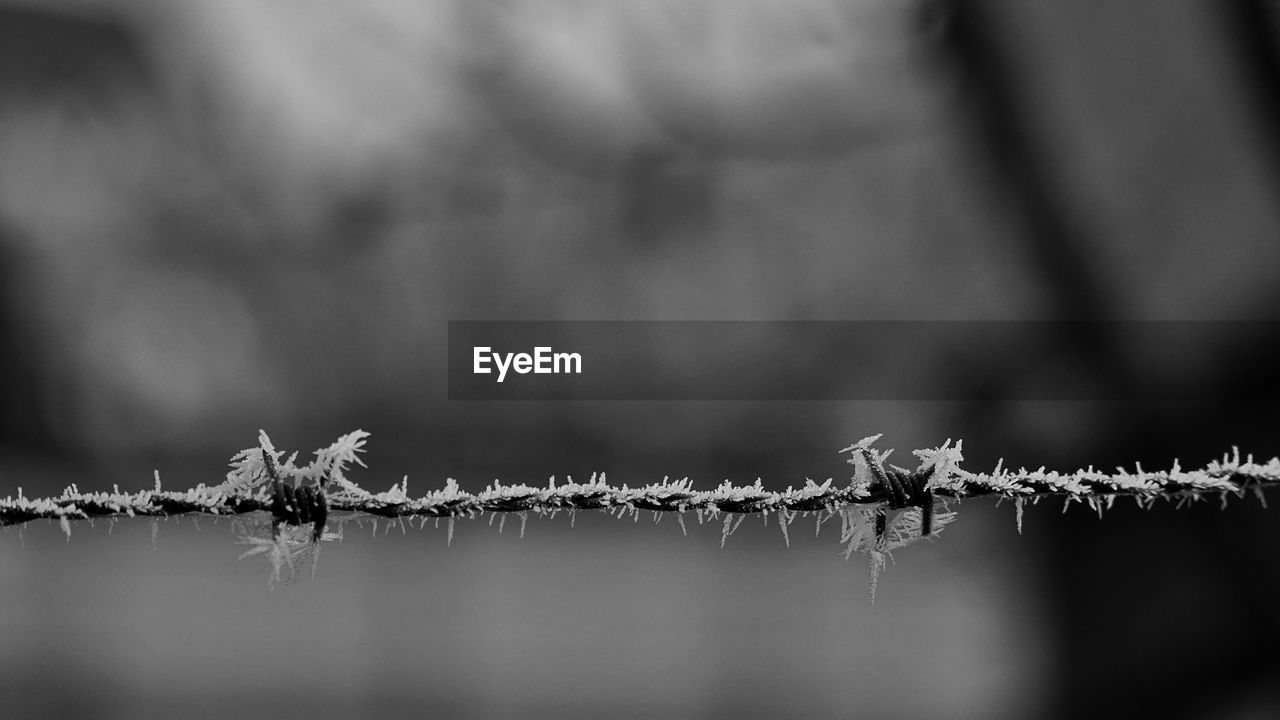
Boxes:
[2,0,1279,717]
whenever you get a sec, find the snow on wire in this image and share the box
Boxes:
[2,430,1277,588]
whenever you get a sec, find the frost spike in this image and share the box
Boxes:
[868,550,886,603]
[720,514,746,548]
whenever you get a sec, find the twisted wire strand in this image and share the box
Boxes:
[2,434,1276,530]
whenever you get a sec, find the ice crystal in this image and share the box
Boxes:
[309,429,370,495]
[719,514,746,547]
[220,429,285,495]
[880,502,956,551]
[913,439,964,491]
[868,550,887,601]
[238,523,315,586]
[777,509,793,548]
[842,434,891,495]
[837,507,881,560]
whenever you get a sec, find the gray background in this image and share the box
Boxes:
[2,1,1279,718]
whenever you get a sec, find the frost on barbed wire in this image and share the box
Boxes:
[841,433,889,496]
[222,429,370,495]
[914,439,966,492]
[2,431,1277,591]
[236,518,344,586]
[307,429,371,497]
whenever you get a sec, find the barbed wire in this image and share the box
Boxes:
[3,431,1276,530]
[5,430,1276,589]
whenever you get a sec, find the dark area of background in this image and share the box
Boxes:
[2,1,1279,718]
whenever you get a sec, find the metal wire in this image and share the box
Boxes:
[3,438,1276,529]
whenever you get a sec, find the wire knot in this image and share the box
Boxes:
[262,449,328,542]
[862,449,936,536]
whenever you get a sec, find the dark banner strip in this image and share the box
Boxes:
[446,321,1279,401]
